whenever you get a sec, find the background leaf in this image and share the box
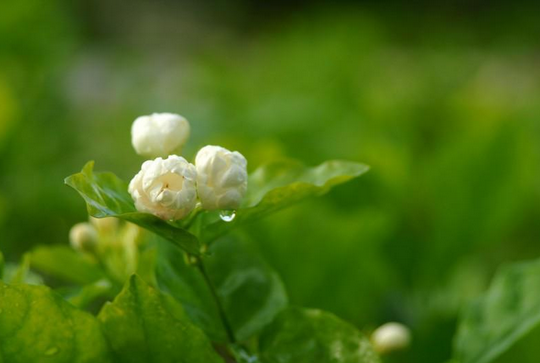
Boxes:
[29,245,104,285]
[65,162,201,256]
[0,281,111,363]
[156,233,288,342]
[98,275,223,363]
[2,253,44,285]
[62,279,115,310]
[259,306,380,363]
[0,249,4,279]
[3,4,540,363]
[201,160,369,241]
[454,258,540,363]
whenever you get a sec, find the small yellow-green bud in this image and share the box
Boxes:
[90,216,119,234]
[69,222,99,253]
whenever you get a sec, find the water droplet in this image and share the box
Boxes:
[219,210,236,222]
[45,347,59,356]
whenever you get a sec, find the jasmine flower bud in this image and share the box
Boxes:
[131,113,190,158]
[371,322,411,354]
[70,222,99,253]
[128,155,197,220]
[90,216,119,235]
[195,145,247,210]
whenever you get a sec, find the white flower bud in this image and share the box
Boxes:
[128,155,197,220]
[131,113,190,158]
[371,322,411,354]
[70,222,99,253]
[90,216,119,235]
[195,145,248,210]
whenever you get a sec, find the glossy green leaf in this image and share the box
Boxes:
[98,275,223,363]
[29,245,105,285]
[202,160,369,241]
[246,160,369,206]
[259,307,380,363]
[156,234,288,342]
[454,259,540,363]
[65,162,200,256]
[0,281,111,363]
[155,238,223,341]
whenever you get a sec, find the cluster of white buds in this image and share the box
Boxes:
[128,113,248,220]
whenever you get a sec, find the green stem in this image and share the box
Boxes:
[196,258,237,344]
[93,252,123,292]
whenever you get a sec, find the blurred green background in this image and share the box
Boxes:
[1,1,540,362]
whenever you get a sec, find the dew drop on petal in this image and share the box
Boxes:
[219,210,236,222]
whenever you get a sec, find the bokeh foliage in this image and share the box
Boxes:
[1,1,540,362]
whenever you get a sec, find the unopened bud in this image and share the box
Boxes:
[90,216,119,235]
[195,145,248,210]
[69,222,99,253]
[371,322,411,354]
[131,113,190,158]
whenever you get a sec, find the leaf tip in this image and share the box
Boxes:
[128,274,142,286]
[82,160,96,175]
[64,161,96,186]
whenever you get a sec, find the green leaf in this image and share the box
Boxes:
[155,240,223,341]
[156,234,288,342]
[98,275,223,363]
[454,258,540,363]
[0,249,4,280]
[202,160,369,241]
[65,161,201,256]
[63,279,115,309]
[29,245,105,285]
[135,247,158,287]
[246,160,369,207]
[259,307,380,363]
[3,253,43,285]
[9,253,31,284]
[0,281,111,363]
